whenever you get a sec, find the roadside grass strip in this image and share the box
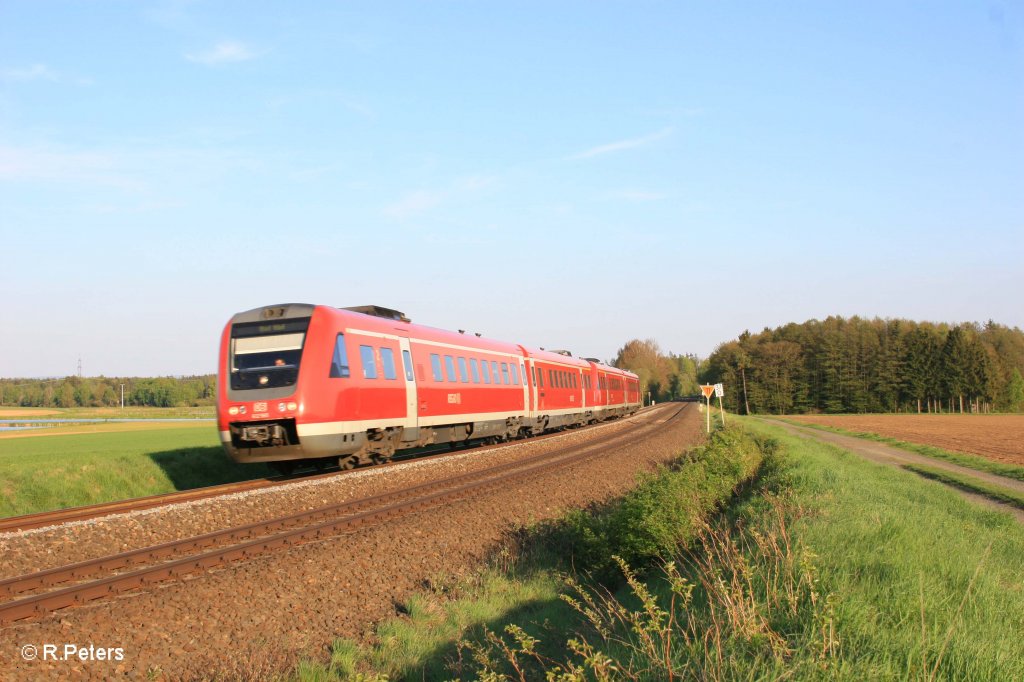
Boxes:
[0,427,273,517]
[781,419,1024,482]
[295,421,1024,681]
[902,462,1024,511]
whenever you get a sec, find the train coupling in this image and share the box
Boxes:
[230,419,299,449]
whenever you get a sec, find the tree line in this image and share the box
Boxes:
[701,317,1024,414]
[611,339,701,403]
[0,375,216,408]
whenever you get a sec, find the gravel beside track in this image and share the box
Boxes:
[1,403,701,680]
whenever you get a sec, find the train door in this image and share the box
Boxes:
[537,362,547,411]
[520,361,530,416]
[398,337,418,434]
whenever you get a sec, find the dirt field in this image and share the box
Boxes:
[0,409,59,417]
[784,414,1024,466]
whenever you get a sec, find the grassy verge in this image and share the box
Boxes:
[295,420,1024,681]
[0,426,273,517]
[294,426,771,680]
[778,418,1024,482]
[903,463,1024,510]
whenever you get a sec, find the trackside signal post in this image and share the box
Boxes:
[700,384,715,433]
[715,383,725,426]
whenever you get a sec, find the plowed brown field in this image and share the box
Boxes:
[784,414,1024,466]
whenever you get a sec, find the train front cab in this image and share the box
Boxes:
[218,304,319,463]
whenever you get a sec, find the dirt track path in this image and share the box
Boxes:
[764,419,1024,524]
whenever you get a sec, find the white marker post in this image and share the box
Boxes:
[700,384,715,433]
[714,382,725,426]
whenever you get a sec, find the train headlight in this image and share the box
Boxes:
[287,402,298,411]
[228,406,239,416]
[239,405,247,414]
[277,402,286,412]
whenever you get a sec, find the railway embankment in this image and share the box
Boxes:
[292,419,1024,681]
[0,403,703,680]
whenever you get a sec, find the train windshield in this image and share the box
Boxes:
[229,318,310,390]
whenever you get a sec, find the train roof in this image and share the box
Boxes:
[226,304,637,379]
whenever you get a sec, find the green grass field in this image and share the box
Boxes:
[0,424,273,517]
[294,420,1024,681]
[902,462,1024,511]
[780,418,1024,482]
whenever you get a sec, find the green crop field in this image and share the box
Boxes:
[0,423,273,517]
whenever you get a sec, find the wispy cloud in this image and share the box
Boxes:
[0,145,142,190]
[1,64,91,85]
[0,143,259,194]
[567,127,674,160]
[383,189,446,219]
[609,189,668,202]
[383,176,496,220]
[185,40,259,65]
[1,64,58,82]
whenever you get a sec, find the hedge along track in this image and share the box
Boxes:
[0,410,657,533]
[0,404,686,625]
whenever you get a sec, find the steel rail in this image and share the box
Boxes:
[0,413,648,533]
[0,405,682,625]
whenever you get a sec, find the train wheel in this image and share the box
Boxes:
[339,455,360,470]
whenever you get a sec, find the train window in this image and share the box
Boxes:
[470,358,481,383]
[360,345,378,379]
[444,355,457,382]
[501,363,510,385]
[329,334,350,378]
[571,373,576,389]
[431,354,443,381]
[537,367,543,387]
[511,364,520,385]
[402,350,414,381]
[481,360,491,384]
[491,361,501,384]
[380,347,397,380]
[457,357,469,383]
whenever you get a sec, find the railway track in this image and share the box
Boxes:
[0,404,683,625]
[0,424,599,533]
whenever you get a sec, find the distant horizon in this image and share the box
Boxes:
[2,311,1021,380]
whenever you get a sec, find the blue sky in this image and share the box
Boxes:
[1,1,1021,377]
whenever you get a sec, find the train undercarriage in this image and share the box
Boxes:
[227,407,638,475]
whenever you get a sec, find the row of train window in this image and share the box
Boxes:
[430,353,521,386]
[544,368,581,390]
[329,334,414,381]
[329,334,634,396]
[598,376,625,392]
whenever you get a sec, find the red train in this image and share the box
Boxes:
[217,304,641,471]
